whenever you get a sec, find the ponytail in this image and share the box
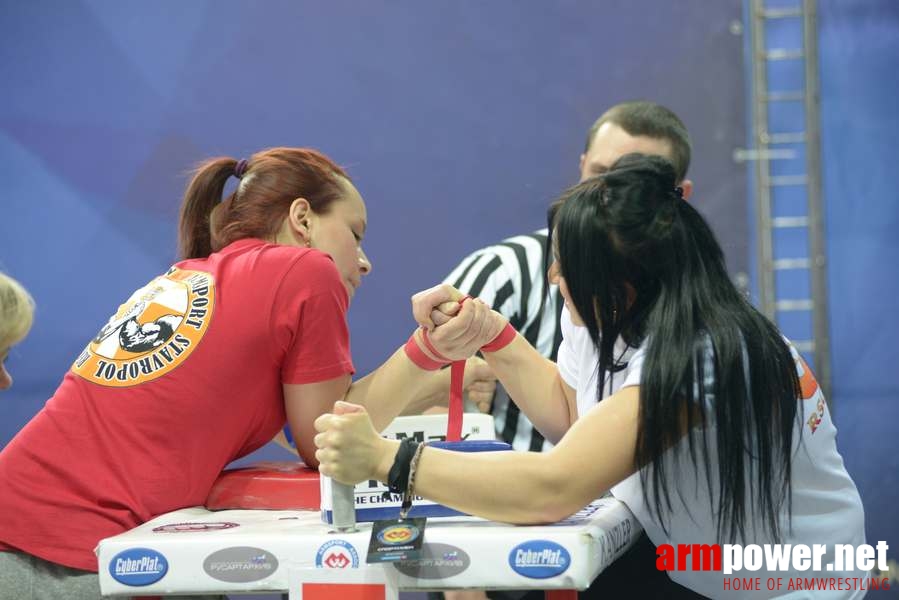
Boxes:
[178,158,239,260]
[176,148,348,261]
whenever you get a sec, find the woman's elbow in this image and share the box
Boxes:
[297,442,320,469]
[513,459,583,524]
[504,498,579,525]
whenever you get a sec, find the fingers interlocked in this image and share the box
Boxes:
[425,296,505,361]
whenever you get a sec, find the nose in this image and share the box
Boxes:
[359,248,372,276]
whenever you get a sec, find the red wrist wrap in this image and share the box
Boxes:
[481,322,516,353]
[403,333,450,371]
[419,328,452,362]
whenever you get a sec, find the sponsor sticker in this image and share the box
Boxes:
[394,543,470,578]
[316,540,360,569]
[508,540,571,579]
[203,546,278,583]
[109,548,168,586]
[152,521,239,533]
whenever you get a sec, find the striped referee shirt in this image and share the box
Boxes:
[443,228,563,452]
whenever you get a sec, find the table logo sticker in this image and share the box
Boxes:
[316,539,360,568]
[394,543,470,578]
[152,521,239,533]
[508,540,571,579]
[109,547,169,586]
[203,546,278,582]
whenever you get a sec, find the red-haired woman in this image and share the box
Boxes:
[0,147,492,598]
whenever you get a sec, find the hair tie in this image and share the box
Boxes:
[233,159,249,179]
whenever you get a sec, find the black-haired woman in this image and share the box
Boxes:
[314,154,867,598]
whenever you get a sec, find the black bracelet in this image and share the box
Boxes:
[387,438,419,495]
[400,441,428,520]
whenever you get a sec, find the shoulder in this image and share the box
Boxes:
[279,248,344,293]
[489,228,549,256]
[558,307,593,363]
[454,230,549,279]
[560,306,588,345]
[289,247,341,276]
[228,241,340,278]
[226,242,344,297]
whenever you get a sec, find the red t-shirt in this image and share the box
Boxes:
[0,239,354,570]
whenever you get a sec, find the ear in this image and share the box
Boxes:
[679,179,694,201]
[579,153,587,177]
[624,281,638,309]
[286,197,313,244]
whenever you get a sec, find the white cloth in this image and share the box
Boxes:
[556,306,868,598]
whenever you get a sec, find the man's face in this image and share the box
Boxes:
[579,122,673,183]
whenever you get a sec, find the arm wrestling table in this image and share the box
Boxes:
[96,498,640,599]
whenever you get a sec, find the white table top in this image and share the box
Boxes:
[97,498,641,596]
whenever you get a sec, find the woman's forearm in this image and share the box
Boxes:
[371,437,574,524]
[482,334,576,443]
[345,346,443,431]
[366,385,640,524]
[398,367,451,415]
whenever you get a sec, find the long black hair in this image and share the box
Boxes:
[551,154,800,543]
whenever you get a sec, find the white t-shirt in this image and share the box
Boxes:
[557,307,868,598]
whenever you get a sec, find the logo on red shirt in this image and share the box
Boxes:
[71,268,215,387]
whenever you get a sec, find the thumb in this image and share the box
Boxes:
[436,301,461,317]
[466,357,496,380]
[333,400,366,415]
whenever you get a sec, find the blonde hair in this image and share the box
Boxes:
[0,272,34,349]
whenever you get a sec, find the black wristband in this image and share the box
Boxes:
[387,438,420,495]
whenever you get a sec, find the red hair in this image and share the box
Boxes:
[178,147,349,259]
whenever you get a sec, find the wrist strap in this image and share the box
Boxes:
[481,322,516,353]
[405,294,493,442]
[400,441,428,520]
[447,360,464,442]
[387,438,420,494]
[403,333,450,371]
[419,328,452,363]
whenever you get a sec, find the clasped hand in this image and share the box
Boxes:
[314,401,388,485]
[411,284,507,361]
[315,285,506,484]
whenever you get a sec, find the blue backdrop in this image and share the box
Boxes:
[816,0,899,575]
[0,0,747,441]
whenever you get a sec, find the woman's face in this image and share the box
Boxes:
[308,178,372,300]
[548,229,584,326]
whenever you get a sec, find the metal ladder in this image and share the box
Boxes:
[748,0,831,401]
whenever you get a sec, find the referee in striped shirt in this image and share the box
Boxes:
[444,100,693,455]
[435,101,696,600]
